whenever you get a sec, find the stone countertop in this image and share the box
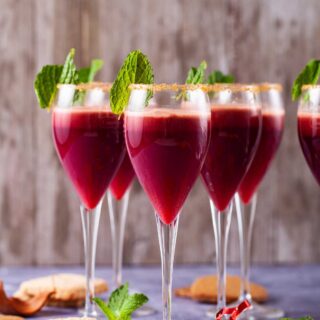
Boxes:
[0,265,319,319]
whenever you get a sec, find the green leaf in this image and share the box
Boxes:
[186,60,207,84]
[59,48,78,84]
[78,59,104,83]
[110,50,154,115]
[292,59,320,101]
[207,70,235,84]
[34,48,78,109]
[94,283,149,320]
[34,65,63,109]
[119,293,149,318]
[93,298,117,320]
[108,283,129,315]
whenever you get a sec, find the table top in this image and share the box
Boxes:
[0,265,319,319]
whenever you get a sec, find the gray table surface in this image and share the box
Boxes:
[0,265,319,319]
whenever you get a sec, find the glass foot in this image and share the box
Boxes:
[206,300,239,318]
[239,301,284,319]
[133,305,157,317]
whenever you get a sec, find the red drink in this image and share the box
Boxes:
[52,107,125,210]
[238,111,284,203]
[109,152,135,200]
[125,109,210,224]
[298,113,320,185]
[201,106,261,211]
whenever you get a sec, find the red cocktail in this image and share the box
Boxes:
[125,84,210,320]
[235,83,285,320]
[52,84,125,317]
[201,105,261,211]
[109,152,135,200]
[238,110,284,203]
[126,109,209,224]
[201,84,262,316]
[53,107,125,209]
[299,113,320,184]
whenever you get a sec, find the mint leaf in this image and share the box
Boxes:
[186,60,207,84]
[34,49,104,109]
[59,48,78,84]
[119,293,148,318]
[34,65,63,109]
[94,283,148,320]
[34,48,78,109]
[292,59,320,101]
[93,298,116,320]
[207,70,235,84]
[110,50,154,115]
[108,283,129,314]
[78,59,104,83]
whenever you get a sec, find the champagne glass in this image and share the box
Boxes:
[125,83,211,320]
[236,83,285,319]
[52,82,125,317]
[201,84,262,317]
[107,153,157,316]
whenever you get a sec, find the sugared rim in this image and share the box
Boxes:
[259,83,283,92]
[57,82,112,91]
[301,84,320,91]
[129,83,259,92]
[129,83,211,91]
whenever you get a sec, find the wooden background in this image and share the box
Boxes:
[1,0,320,266]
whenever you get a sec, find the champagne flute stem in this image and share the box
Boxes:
[80,200,102,317]
[156,214,179,320]
[210,201,233,311]
[107,188,131,288]
[235,192,257,301]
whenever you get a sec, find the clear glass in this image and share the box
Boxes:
[52,83,125,317]
[235,83,285,319]
[107,186,131,288]
[200,84,262,318]
[125,83,211,320]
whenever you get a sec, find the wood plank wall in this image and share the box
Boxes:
[1,0,320,266]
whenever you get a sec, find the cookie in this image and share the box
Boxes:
[0,316,25,320]
[14,274,108,307]
[175,275,268,303]
[174,287,192,299]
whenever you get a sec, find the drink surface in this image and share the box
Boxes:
[125,108,210,224]
[52,107,125,210]
[298,112,320,186]
[109,151,135,200]
[201,105,261,211]
[238,111,284,204]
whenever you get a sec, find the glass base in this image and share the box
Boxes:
[79,308,99,318]
[238,301,284,320]
[133,305,157,317]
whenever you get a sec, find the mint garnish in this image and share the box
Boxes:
[110,50,154,115]
[94,283,148,320]
[34,49,103,109]
[292,59,320,101]
[207,70,235,84]
[185,60,207,84]
[78,59,104,83]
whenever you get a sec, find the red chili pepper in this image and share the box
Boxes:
[216,300,251,320]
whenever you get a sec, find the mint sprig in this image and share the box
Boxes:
[78,59,104,83]
[185,60,207,84]
[110,50,154,115]
[34,49,103,109]
[292,59,320,101]
[207,70,235,84]
[94,283,148,320]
